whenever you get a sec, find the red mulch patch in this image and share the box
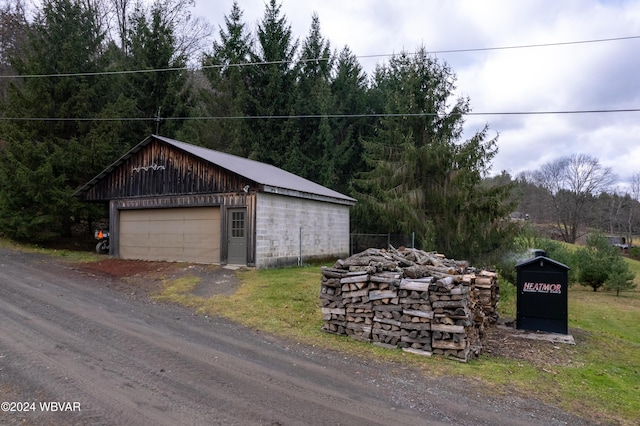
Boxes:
[79,258,184,279]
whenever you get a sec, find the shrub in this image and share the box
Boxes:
[604,256,637,296]
[574,232,635,293]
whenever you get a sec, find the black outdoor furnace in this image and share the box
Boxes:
[515,254,570,334]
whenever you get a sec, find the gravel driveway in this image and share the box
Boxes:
[0,247,593,425]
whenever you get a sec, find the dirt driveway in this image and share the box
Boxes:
[0,248,592,425]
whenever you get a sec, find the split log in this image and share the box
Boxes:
[321,267,347,278]
[431,323,465,333]
[340,274,370,284]
[402,309,434,319]
[373,317,402,327]
[370,273,402,284]
[431,339,467,350]
[369,290,398,301]
[399,278,433,291]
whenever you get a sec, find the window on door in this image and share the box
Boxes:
[231,211,245,238]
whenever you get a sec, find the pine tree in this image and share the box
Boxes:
[126,2,189,138]
[284,13,333,185]
[330,46,370,194]
[351,47,516,262]
[0,0,29,102]
[576,232,636,294]
[605,255,636,296]
[193,1,253,155]
[246,0,298,166]
[0,0,110,239]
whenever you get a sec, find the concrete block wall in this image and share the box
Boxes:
[255,192,350,268]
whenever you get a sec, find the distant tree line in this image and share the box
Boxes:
[0,0,638,267]
[515,154,640,247]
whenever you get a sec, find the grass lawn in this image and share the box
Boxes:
[497,281,639,424]
[625,256,640,286]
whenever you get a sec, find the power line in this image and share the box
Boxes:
[1,108,639,122]
[1,35,638,79]
[419,35,640,55]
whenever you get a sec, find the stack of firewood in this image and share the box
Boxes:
[320,247,499,362]
[429,275,477,360]
[369,272,404,347]
[474,270,499,325]
[342,271,373,341]
[319,267,347,335]
[397,277,434,356]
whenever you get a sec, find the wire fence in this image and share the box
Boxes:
[349,233,416,256]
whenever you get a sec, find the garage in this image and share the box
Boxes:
[74,135,355,267]
[119,207,220,263]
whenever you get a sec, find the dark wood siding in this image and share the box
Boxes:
[83,140,252,201]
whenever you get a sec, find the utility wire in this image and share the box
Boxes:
[416,35,640,55]
[1,35,637,120]
[0,35,638,79]
[1,108,639,122]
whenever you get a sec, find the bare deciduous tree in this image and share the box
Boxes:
[147,0,211,62]
[112,0,130,52]
[100,0,210,60]
[533,154,616,243]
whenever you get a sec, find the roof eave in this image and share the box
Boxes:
[515,256,570,270]
[72,135,155,198]
[262,185,356,206]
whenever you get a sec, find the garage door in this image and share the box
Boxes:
[119,207,220,263]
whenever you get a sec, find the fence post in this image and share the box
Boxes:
[298,227,302,266]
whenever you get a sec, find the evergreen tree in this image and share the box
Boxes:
[191,0,253,155]
[0,0,29,103]
[330,46,370,194]
[605,255,636,296]
[126,1,190,138]
[0,0,110,239]
[351,47,516,262]
[285,13,333,185]
[576,231,635,293]
[246,0,298,166]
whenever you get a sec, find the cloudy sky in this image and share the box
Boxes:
[193,0,640,189]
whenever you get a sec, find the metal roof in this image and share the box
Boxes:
[75,135,356,205]
[515,256,570,270]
